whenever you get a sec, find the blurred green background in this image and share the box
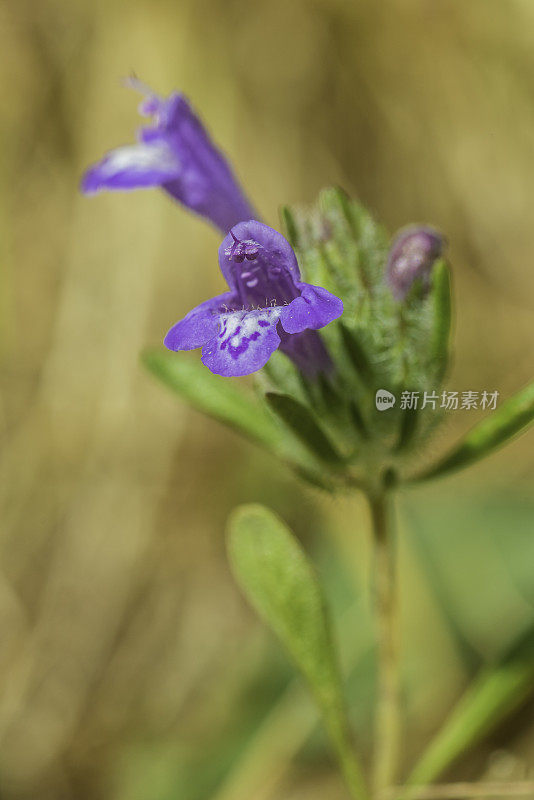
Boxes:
[1,0,534,798]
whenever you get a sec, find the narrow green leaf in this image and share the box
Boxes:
[317,373,345,415]
[280,205,300,249]
[338,323,374,385]
[394,405,419,453]
[319,187,355,239]
[319,186,362,243]
[300,245,338,296]
[259,348,308,400]
[414,381,534,481]
[349,400,369,439]
[429,259,452,382]
[265,392,345,465]
[405,622,534,792]
[143,349,335,490]
[143,348,285,451]
[227,504,368,800]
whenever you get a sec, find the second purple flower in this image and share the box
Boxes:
[81,79,257,232]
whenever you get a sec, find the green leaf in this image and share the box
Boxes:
[338,323,375,386]
[429,260,452,383]
[265,392,345,465]
[405,622,534,791]
[414,380,534,481]
[143,349,336,490]
[319,186,357,237]
[279,205,300,249]
[394,405,420,453]
[227,504,368,800]
[349,401,369,440]
[143,349,286,451]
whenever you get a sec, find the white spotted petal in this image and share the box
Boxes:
[201,308,281,377]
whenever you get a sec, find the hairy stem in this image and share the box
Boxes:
[369,491,401,798]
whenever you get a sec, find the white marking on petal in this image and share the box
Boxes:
[220,312,242,336]
[100,144,179,176]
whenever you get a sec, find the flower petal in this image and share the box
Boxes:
[81,143,181,194]
[201,308,281,377]
[279,330,334,378]
[280,283,343,334]
[164,292,237,351]
[218,220,300,292]
[81,83,256,231]
[135,91,257,231]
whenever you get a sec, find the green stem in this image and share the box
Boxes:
[369,491,401,798]
[326,711,371,800]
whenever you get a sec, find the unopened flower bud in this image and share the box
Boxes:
[386,226,445,301]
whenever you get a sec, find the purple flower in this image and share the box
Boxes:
[81,78,257,232]
[386,225,445,300]
[164,221,343,377]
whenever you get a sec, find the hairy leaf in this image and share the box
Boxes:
[265,392,345,465]
[143,349,285,450]
[143,349,335,490]
[414,381,534,481]
[227,504,368,800]
[338,323,375,386]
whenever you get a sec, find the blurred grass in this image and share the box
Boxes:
[1,0,534,798]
